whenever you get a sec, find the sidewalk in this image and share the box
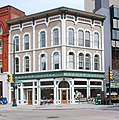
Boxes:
[0,103,115,111]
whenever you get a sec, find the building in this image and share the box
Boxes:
[7,7,105,105]
[84,0,119,96]
[0,5,25,100]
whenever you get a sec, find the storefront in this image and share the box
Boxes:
[9,71,104,105]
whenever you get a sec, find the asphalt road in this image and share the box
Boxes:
[0,104,119,120]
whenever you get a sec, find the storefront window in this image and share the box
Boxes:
[74,88,87,99]
[74,81,87,85]
[41,88,54,100]
[90,88,101,97]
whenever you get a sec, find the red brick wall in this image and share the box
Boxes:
[0,6,25,72]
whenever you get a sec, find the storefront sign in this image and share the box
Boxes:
[15,71,105,80]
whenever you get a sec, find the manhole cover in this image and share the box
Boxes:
[47,116,59,119]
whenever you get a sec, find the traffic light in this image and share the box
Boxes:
[8,74,13,83]
[109,70,113,80]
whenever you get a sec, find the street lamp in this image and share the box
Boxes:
[12,39,17,107]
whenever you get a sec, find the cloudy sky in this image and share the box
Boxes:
[0,0,84,15]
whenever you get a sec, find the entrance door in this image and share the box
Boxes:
[61,89,67,104]
[28,90,32,104]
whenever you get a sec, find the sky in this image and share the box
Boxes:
[0,0,84,15]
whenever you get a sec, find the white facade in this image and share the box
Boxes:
[7,7,105,105]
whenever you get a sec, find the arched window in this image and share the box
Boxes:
[24,34,29,50]
[94,54,100,70]
[94,32,99,49]
[40,54,46,70]
[15,57,19,72]
[69,52,75,69]
[68,28,74,45]
[40,31,46,48]
[85,54,91,70]
[78,30,84,46]
[85,31,90,47]
[79,53,84,69]
[24,56,29,72]
[15,36,19,51]
[0,26,3,35]
[53,52,59,69]
[53,28,59,46]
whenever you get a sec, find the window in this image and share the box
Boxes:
[112,29,119,40]
[85,54,91,70]
[15,36,19,51]
[0,40,2,53]
[15,57,19,72]
[24,34,29,50]
[79,53,84,69]
[94,32,99,49]
[40,54,46,70]
[113,19,119,29]
[0,61,2,73]
[53,28,59,46]
[85,31,90,47]
[53,52,59,69]
[24,56,29,72]
[69,52,75,69]
[0,26,3,35]
[68,28,74,45]
[114,7,119,18]
[78,30,84,46]
[94,55,100,70]
[40,31,46,48]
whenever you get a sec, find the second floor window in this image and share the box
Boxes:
[68,28,74,45]
[85,54,91,70]
[79,53,84,69]
[94,55,100,70]
[0,26,3,35]
[69,52,75,69]
[24,34,29,50]
[0,40,2,53]
[15,57,19,72]
[53,28,59,46]
[15,36,19,51]
[24,56,29,72]
[53,52,59,69]
[40,54,46,70]
[40,31,46,48]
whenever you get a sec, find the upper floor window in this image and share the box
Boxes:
[0,26,3,35]
[79,53,84,69]
[40,54,46,70]
[24,34,29,50]
[24,56,29,72]
[15,57,19,72]
[68,28,74,45]
[53,28,59,46]
[94,32,99,49]
[114,7,119,18]
[78,30,84,46]
[94,55,100,70]
[85,53,91,70]
[40,31,46,48]
[0,40,2,53]
[15,36,19,51]
[53,52,59,69]
[69,52,75,69]
[85,31,90,47]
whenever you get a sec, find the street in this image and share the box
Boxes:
[0,104,119,120]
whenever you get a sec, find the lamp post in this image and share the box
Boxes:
[12,39,17,107]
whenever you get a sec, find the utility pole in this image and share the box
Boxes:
[109,66,112,105]
[12,39,17,107]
